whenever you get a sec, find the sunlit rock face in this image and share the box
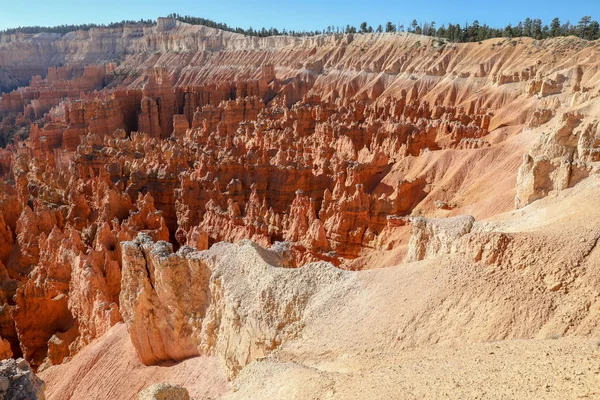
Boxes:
[1,18,600,376]
[120,234,346,378]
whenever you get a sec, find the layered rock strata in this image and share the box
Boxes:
[0,19,599,373]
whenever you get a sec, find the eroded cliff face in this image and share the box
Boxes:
[120,234,347,379]
[515,112,598,208]
[1,18,600,376]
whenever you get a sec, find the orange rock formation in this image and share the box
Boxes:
[1,18,600,399]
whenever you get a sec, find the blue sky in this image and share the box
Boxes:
[0,0,598,32]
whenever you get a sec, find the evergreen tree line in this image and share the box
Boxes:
[396,16,600,42]
[167,13,309,37]
[164,14,600,42]
[0,19,156,36]
[2,14,599,42]
[169,13,600,41]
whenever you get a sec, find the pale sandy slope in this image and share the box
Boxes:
[228,338,600,399]
[40,175,600,399]
[40,328,600,400]
[39,324,230,400]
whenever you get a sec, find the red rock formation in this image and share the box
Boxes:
[2,22,600,373]
[0,64,114,121]
[11,227,76,368]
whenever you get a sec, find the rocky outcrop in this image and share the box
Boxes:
[515,112,597,208]
[405,215,475,262]
[120,234,347,378]
[138,383,189,400]
[119,237,205,365]
[0,158,180,368]
[0,358,46,400]
[0,65,113,117]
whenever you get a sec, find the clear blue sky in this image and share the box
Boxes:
[0,0,598,32]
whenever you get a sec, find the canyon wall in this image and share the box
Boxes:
[0,19,599,377]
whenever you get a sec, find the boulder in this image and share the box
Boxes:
[0,358,45,400]
[138,383,189,400]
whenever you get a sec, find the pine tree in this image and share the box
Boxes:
[410,20,418,33]
[436,25,446,38]
[578,16,593,39]
[429,21,436,36]
[532,19,543,39]
[550,17,561,37]
[523,18,532,37]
